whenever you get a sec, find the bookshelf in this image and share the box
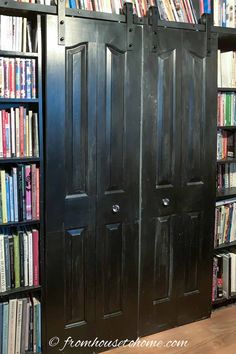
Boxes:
[0,7,43,354]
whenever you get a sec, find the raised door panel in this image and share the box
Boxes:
[140,28,182,336]
[96,24,141,342]
[177,30,217,325]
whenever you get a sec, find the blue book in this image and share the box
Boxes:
[9,176,14,222]
[0,302,3,354]
[5,175,10,222]
[4,234,10,290]
[69,0,77,9]
[37,302,42,352]
[2,302,8,354]
[222,0,226,27]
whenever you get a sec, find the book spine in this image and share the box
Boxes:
[25,59,32,99]
[8,299,17,354]
[1,170,7,223]
[17,165,23,221]
[19,106,24,157]
[13,167,18,222]
[0,58,4,98]
[28,231,33,287]
[19,232,25,287]
[31,164,37,220]
[31,59,36,99]
[0,235,6,292]
[15,58,20,99]
[4,234,11,290]
[13,233,20,288]
[33,112,39,157]
[10,107,16,157]
[2,110,6,158]
[0,303,3,354]
[5,174,10,222]
[32,229,39,286]
[3,57,9,98]
[9,176,14,222]
[25,165,32,220]
[5,112,11,158]
[9,58,15,99]
[20,58,26,99]
[15,299,23,354]
[23,232,29,287]
[22,165,26,220]
[28,110,33,157]
[15,108,20,157]
[2,302,9,354]
[0,111,3,158]
[8,235,15,288]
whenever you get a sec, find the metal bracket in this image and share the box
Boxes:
[123,2,134,51]
[201,13,213,57]
[148,6,160,53]
[58,0,65,46]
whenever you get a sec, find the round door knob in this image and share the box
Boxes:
[162,198,170,206]
[112,204,120,213]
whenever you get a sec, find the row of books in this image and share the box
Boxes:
[212,251,236,301]
[214,0,236,27]
[0,15,33,53]
[0,228,39,293]
[217,130,235,160]
[218,50,236,88]
[0,108,39,159]
[0,57,37,99]
[14,0,51,4]
[0,165,40,224]
[0,297,41,354]
[217,163,236,189]
[65,0,198,22]
[217,93,236,126]
[214,203,236,246]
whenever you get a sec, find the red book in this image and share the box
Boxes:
[32,229,39,286]
[36,167,40,219]
[2,110,6,158]
[19,106,24,157]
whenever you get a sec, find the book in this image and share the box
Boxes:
[8,299,17,354]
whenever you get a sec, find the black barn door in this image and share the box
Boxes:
[140,27,217,335]
[44,15,141,353]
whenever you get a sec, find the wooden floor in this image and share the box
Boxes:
[107,305,236,354]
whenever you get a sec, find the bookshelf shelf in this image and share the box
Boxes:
[0,98,39,103]
[214,240,236,250]
[0,50,38,58]
[0,157,40,164]
[217,125,236,129]
[0,219,40,227]
[0,285,41,298]
[0,1,56,15]
[218,87,236,92]
[217,158,236,164]
[212,295,236,307]
[216,187,236,200]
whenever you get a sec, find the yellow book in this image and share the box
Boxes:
[1,170,7,223]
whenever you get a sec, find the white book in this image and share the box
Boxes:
[28,110,33,157]
[23,232,29,287]
[8,299,17,354]
[33,113,39,157]
[15,299,23,354]
[13,167,18,222]
[22,17,27,53]
[229,252,236,293]
[28,230,33,287]
[217,50,222,88]
[15,108,20,157]
[169,0,180,22]
[230,203,236,241]
[214,0,219,25]
[18,16,22,52]
[0,234,6,292]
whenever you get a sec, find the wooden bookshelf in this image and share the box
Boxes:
[0,157,40,164]
[212,295,236,308]
[217,158,236,163]
[0,98,39,103]
[0,50,38,58]
[218,87,236,92]
[0,220,40,227]
[217,126,236,129]
[0,285,41,298]
[214,240,236,250]
[216,187,236,200]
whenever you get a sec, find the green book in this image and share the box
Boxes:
[13,233,20,288]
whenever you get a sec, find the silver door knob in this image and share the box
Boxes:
[112,204,120,213]
[162,198,170,206]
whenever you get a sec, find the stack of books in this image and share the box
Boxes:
[214,203,236,246]
[0,165,40,224]
[0,297,41,353]
[218,93,236,126]
[0,228,39,292]
[217,163,236,189]
[0,108,39,158]
[212,252,236,301]
[217,129,236,160]
[218,50,236,88]
[0,57,37,99]
[0,15,33,52]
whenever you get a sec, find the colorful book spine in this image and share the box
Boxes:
[25,165,32,220]
[32,229,39,286]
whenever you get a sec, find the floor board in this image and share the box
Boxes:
[106,305,236,354]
